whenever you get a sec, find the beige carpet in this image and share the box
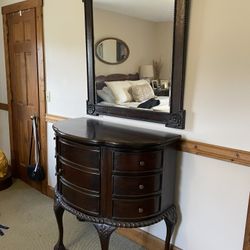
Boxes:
[0,179,144,250]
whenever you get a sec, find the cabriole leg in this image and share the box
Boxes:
[94,223,116,250]
[164,205,177,250]
[54,198,66,250]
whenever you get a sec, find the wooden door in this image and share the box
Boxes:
[6,8,41,191]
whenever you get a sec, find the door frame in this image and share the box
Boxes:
[2,0,47,194]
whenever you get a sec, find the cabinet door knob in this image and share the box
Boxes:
[139,161,145,166]
[139,184,144,190]
[138,208,144,214]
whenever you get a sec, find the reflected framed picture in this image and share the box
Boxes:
[160,80,170,89]
[151,80,159,89]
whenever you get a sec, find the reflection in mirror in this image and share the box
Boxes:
[95,38,129,65]
[93,0,175,113]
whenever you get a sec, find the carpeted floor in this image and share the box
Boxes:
[0,179,144,250]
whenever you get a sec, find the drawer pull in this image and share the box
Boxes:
[139,161,145,167]
[138,208,144,214]
[139,184,144,190]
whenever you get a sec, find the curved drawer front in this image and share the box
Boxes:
[113,174,161,196]
[112,196,160,220]
[58,138,100,170]
[59,160,100,192]
[113,150,163,172]
[61,182,100,216]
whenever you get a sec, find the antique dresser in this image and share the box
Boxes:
[53,118,181,250]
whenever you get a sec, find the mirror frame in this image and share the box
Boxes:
[83,0,190,129]
[95,37,130,65]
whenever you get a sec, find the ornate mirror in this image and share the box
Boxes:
[84,0,189,129]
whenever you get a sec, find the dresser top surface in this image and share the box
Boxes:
[53,118,181,148]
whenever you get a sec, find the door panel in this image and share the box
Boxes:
[7,8,41,190]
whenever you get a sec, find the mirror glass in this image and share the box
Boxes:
[95,38,130,65]
[93,0,175,113]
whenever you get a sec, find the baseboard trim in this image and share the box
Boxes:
[117,228,181,250]
[47,185,54,199]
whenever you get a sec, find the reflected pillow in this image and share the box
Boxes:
[129,79,150,86]
[97,87,115,103]
[131,83,155,102]
[105,81,133,104]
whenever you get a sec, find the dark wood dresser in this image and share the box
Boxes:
[53,118,181,250]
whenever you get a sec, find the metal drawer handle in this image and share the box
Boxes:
[139,161,145,167]
[139,184,144,190]
[138,208,144,214]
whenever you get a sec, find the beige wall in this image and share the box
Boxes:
[94,8,156,76]
[0,0,250,250]
[94,8,173,79]
[155,21,173,80]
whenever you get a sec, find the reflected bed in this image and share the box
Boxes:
[95,73,170,112]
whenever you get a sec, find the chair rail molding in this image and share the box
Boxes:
[45,114,250,167]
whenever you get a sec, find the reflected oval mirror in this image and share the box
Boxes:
[95,38,129,65]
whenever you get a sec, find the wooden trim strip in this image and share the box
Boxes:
[243,194,250,250]
[45,114,68,123]
[2,0,42,14]
[0,103,8,111]
[180,140,250,167]
[45,114,250,167]
[117,228,181,250]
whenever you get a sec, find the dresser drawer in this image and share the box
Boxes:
[61,181,100,215]
[59,160,100,192]
[113,197,160,219]
[113,150,162,172]
[58,138,100,170]
[113,174,161,196]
